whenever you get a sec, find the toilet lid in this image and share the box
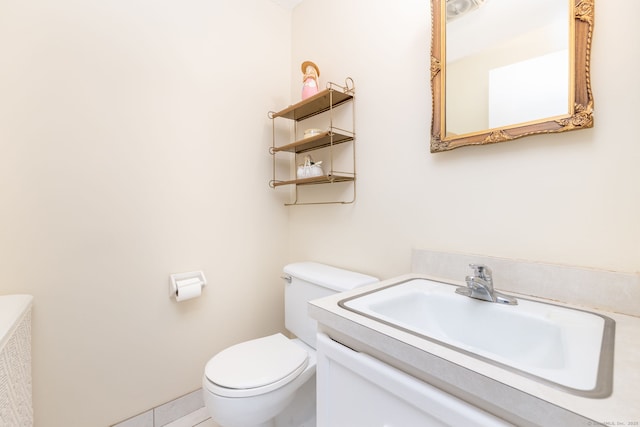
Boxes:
[205,333,308,392]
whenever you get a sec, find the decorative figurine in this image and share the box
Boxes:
[301,61,320,100]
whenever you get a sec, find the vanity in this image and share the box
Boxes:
[309,251,640,426]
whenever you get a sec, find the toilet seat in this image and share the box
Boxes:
[204,333,309,398]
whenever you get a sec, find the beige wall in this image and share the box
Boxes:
[0,0,292,425]
[289,0,640,279]
[1,0,639,425]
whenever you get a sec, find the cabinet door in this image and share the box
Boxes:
[316,333,512,427]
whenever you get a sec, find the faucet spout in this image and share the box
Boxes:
[456,264,517,305]
[464,275,495,301]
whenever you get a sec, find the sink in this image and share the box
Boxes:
[339,278,615,397]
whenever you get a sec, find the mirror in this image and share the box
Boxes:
[430,0,594,152]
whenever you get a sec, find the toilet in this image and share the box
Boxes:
[202,261,378,427]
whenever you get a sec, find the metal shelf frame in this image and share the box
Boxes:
[269,78,356,206]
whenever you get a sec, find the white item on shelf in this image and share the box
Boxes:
[303,128,323,139]
[297,156,323,179]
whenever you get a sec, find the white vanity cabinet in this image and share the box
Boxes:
[316,333,510,427]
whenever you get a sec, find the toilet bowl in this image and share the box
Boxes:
[203,334,316,427]
[202,262,378,427]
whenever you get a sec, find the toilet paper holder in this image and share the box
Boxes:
[169,270,207,298]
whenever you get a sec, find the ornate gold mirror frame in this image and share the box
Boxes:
[430,0,595,152]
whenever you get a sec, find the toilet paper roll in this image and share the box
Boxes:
[175,278,202,302]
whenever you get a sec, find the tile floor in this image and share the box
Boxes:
[162,407,217,427]
[112,389,220,427]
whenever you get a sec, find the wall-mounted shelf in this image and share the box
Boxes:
[270,89,353,121]
[270,131,354,154]
[271,173,355,188]
[269,79,356,206]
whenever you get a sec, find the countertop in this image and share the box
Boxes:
[309,273,640,427]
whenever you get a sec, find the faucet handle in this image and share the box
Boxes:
[469,264,492,280]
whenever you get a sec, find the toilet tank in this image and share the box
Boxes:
[283,262,378,349]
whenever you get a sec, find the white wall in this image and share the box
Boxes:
[289,0,640,279]
[0,0,292,425]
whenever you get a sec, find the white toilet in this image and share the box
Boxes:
[202,261,378,427]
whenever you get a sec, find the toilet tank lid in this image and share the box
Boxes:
[283,262,378,292]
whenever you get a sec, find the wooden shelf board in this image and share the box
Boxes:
[272,174,355,187]
[271,89,353,121]
[272,131,354,154]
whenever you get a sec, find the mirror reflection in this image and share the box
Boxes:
[430,0,595,152]
[446,0,569,136]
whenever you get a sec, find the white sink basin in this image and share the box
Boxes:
[340,278,614,397]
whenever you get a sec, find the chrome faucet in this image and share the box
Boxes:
[455,264,517,305]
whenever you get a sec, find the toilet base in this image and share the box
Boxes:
[203,374,316,427]
[273,376,316,427]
